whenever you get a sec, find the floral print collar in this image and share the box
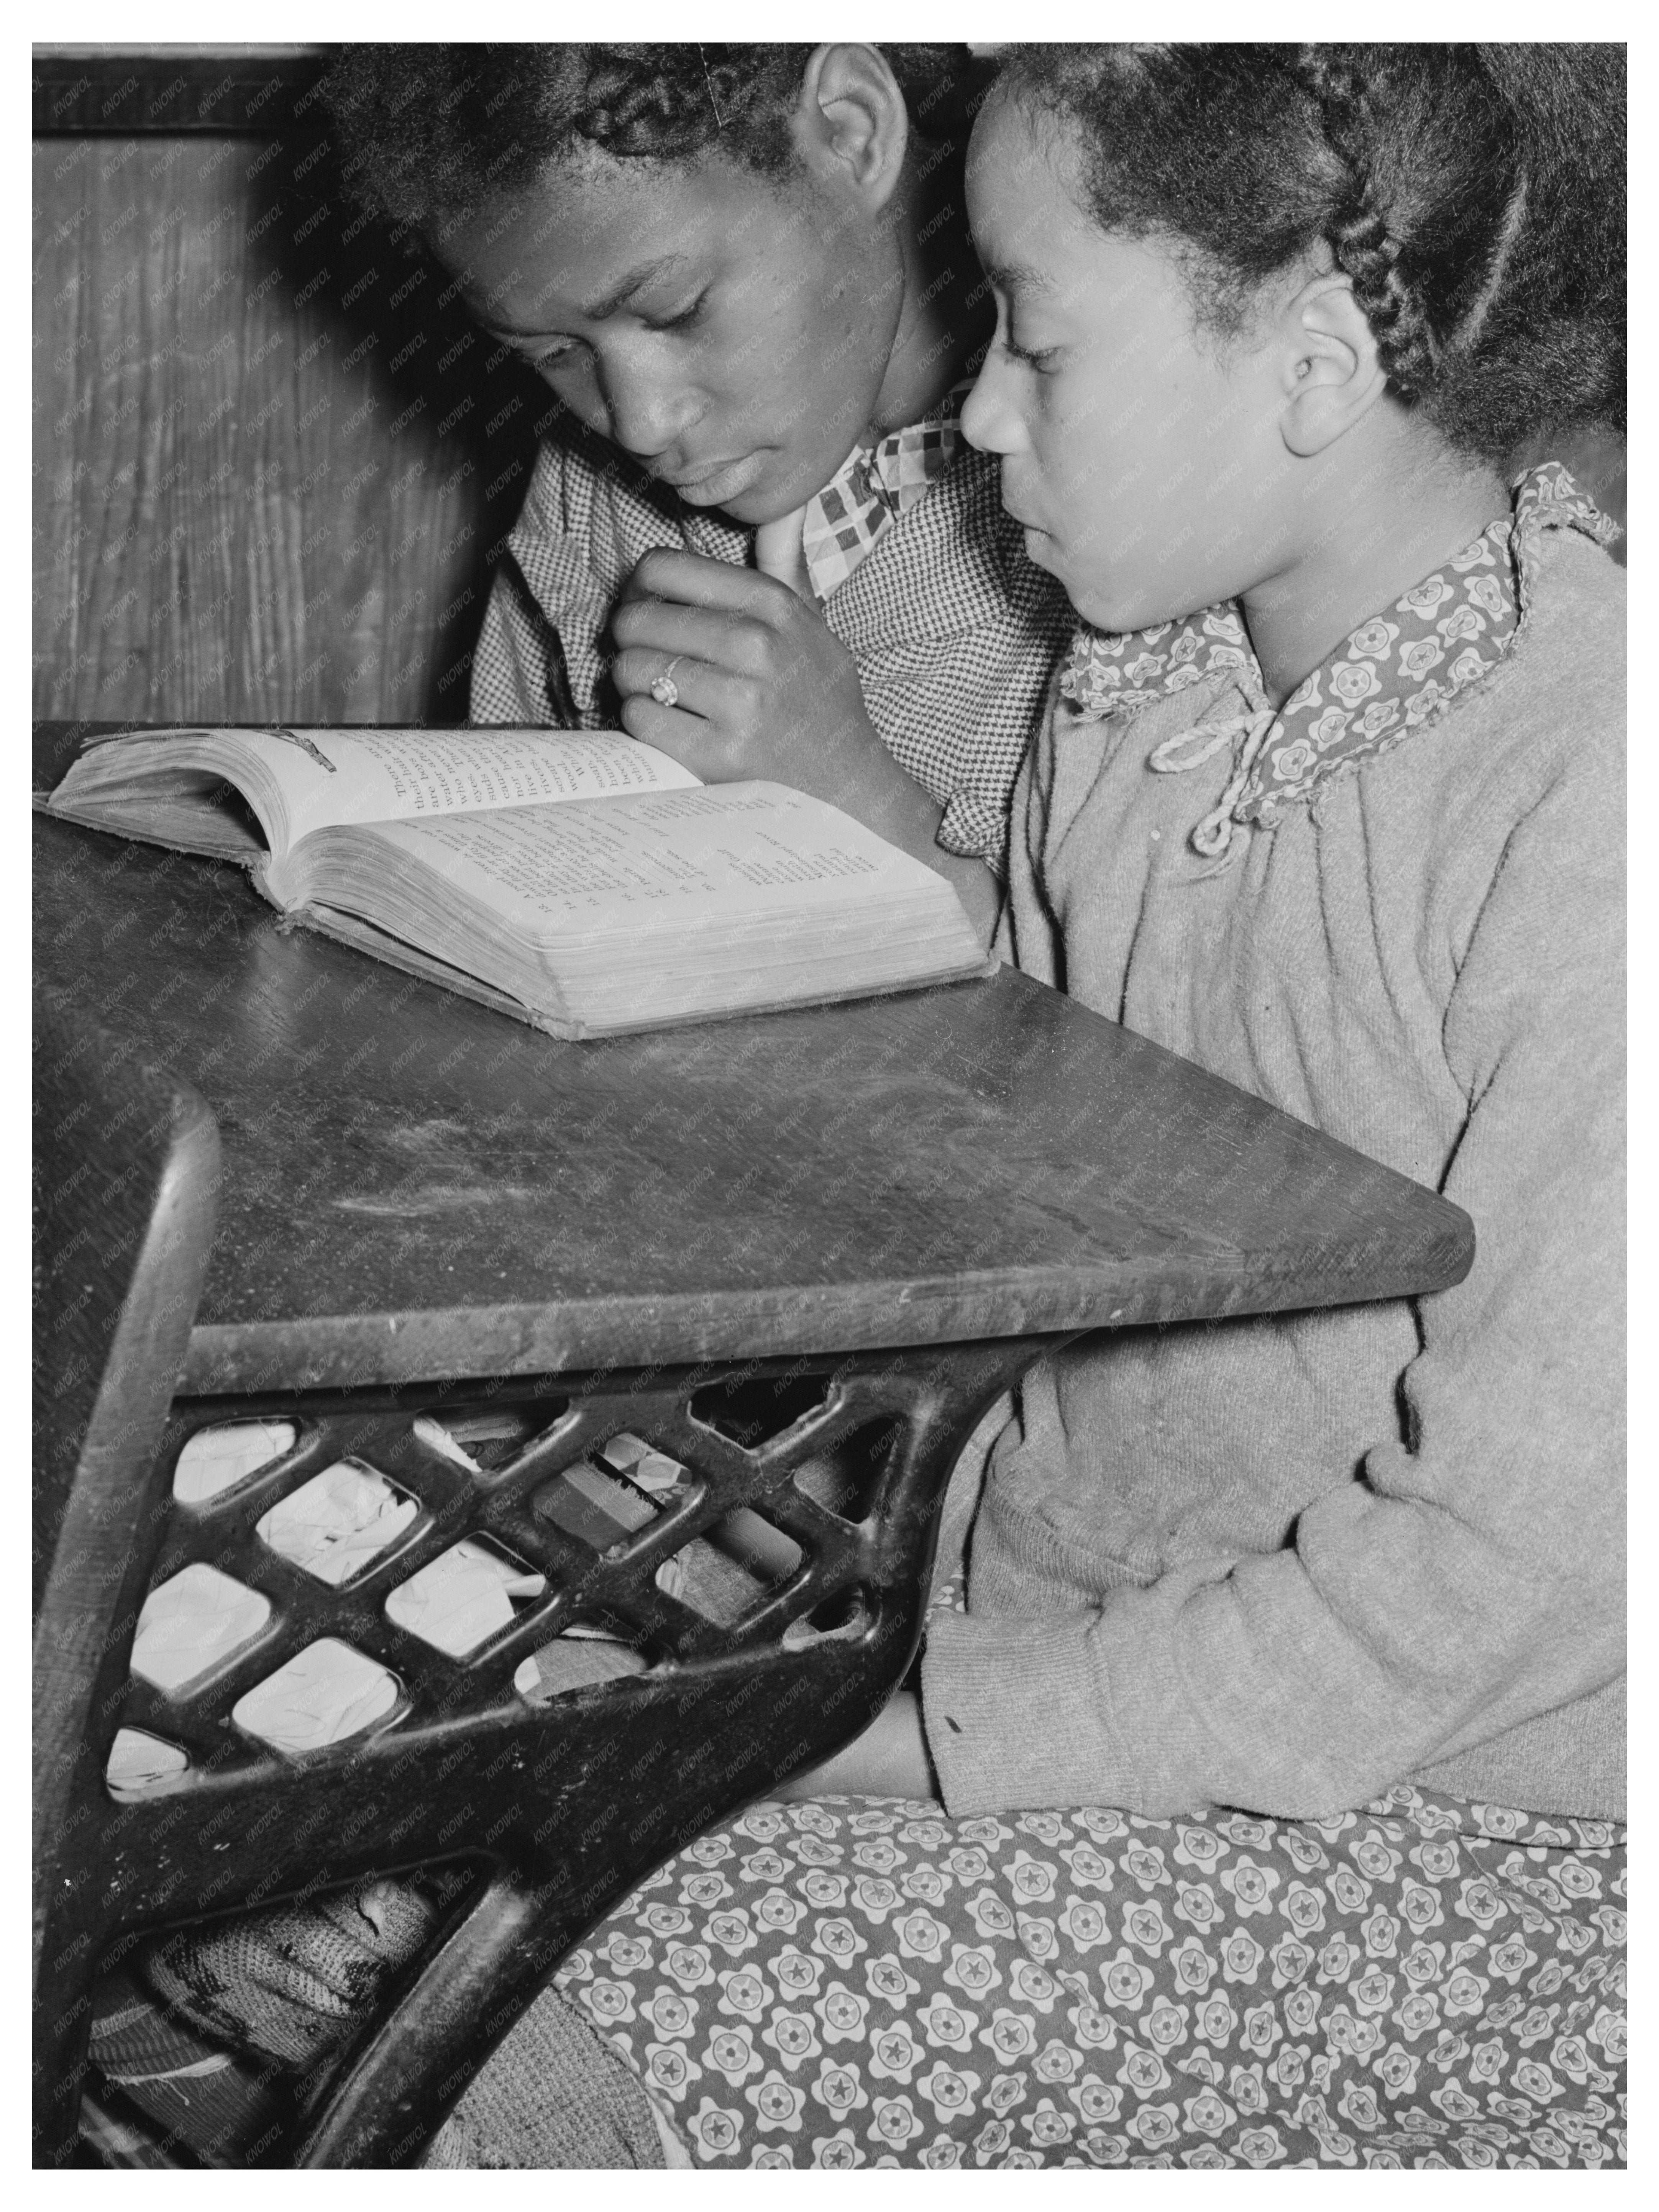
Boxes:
[1058,463,1619,858]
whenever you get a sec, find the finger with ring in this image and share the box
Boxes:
[649,656,685,708]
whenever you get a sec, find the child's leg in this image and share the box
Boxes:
[144,1878,442,2068]
[422,1986,678,2168]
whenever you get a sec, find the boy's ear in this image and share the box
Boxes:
[1278,275,1392,457]
[793,44,909,211]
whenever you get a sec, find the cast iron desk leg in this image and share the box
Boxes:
[51,1335,1073,2169]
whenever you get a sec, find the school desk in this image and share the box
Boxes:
[33,723,1473,2164]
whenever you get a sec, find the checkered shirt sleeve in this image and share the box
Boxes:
[469,558,576,726]
[469,430,748,729]
[824,445,1075,873]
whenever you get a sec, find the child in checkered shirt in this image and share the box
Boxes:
[323,43,1081,926]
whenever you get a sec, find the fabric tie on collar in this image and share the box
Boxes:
[1150,705,1278,862]
[1061,462,1621,861]
[794,382,970,605]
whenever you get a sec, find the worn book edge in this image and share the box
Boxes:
[290,903,998,1044]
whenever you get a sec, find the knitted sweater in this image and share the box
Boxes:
[922,526,1626,1823]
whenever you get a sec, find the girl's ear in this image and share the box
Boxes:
[1278,275,1391,457]
[793,44,909,212]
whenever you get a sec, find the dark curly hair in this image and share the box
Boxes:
[322,43,980,230]
[996,43,1625,467]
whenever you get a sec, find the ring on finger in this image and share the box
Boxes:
[649,655,686,708]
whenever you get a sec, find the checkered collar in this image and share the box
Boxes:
[798,381,972,603]
[1058,462,1619,859]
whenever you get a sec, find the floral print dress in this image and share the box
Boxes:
[551,1762,1623,2168]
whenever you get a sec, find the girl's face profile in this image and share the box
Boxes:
[441,149,903,528]
[962,93,1290,635]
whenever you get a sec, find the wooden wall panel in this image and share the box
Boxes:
[33,127,550,725]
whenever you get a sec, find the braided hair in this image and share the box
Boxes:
[323,44,979,229]
[996,43,1625,467]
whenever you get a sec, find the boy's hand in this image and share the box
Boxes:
[609,546,1003,948]
[610,549,884,801]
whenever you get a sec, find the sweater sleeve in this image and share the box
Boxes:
[924,743,1625,1819]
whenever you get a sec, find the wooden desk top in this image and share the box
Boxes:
[34,728,1472,1394]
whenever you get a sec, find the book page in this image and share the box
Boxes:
[367,782,940,940]
[49,725,329,858]
[53,725,699,853]
[294,727,701,838]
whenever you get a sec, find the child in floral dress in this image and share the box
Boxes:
[523,42,1627,2172]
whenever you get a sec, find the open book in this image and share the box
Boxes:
[43,726,993,1039]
